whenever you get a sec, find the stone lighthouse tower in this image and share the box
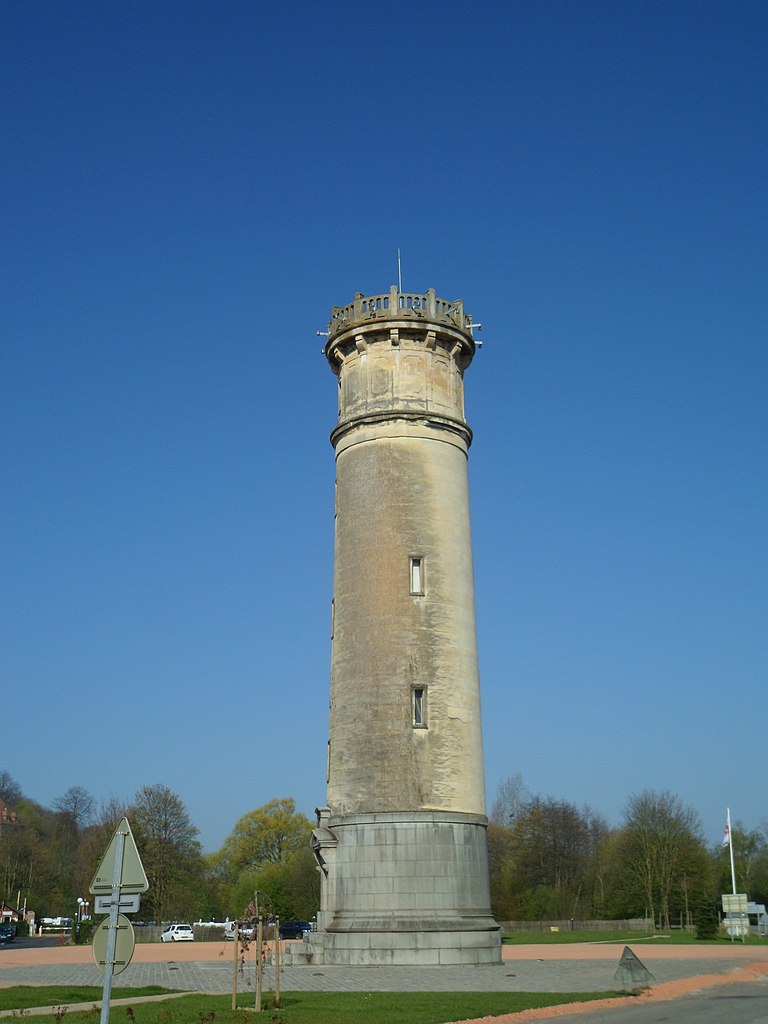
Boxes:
[311,286,500,966]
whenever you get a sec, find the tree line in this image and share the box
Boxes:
[0,771,318,925]
[1,768,765,929]
[488,773,768,927]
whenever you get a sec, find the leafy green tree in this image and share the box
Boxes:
[266,845,320,921]
[1,797,64,915]
[693,893,719,939]
[219,798,311,874]
[487,784,611,921]
[714,821,768,903]
[229,849,320,922]
[487,821,516,921]
[752,826,768,905]
[0,809,33,904]
[511,798,592,915]
[211,798,313,918]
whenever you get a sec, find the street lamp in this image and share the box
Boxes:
[76,897,85,943]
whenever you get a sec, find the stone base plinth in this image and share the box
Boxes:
[310,810,501,966]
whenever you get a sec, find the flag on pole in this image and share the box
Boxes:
[725,808,737,895]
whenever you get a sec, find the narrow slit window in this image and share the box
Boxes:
[413,687,427,728]
[410,556,424,595]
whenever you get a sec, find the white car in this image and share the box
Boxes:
[160,923,194,942]
[223,920,255,940]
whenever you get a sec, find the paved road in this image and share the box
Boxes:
[1,941,766,1022]
[0,954,760,993]
[547,982,768,1024]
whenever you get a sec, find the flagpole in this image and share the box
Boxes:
[727,807,737,895]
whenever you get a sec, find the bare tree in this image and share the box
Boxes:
[50,786,96,880]
[488,787,607,920]
[490,773,530,826]
[54,786,95,828]
[97,797,131,829]
[513,797,593,915]
[0,771,22,807]
[619,790,705,929]
[75,797,132,898]
[585,806,611,912]
[130,784,201,922]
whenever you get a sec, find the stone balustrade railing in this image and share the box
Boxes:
[328,286,471,338]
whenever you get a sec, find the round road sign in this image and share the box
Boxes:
[92,914,135,975]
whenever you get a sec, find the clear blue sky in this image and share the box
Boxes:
[2,1,765,853]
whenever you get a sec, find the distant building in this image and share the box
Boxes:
[0,800,19,836]
[0,902,21,923]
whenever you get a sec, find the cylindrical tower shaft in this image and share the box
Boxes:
[311,286,500,967]
[327,289,484,817]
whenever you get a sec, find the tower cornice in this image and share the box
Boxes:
[325,286,476,373]
[330,410,473,451]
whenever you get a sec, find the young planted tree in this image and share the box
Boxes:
[693,893,719,939]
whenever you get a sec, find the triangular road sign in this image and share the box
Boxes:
[613,945,654,991]
[89,817,149,894]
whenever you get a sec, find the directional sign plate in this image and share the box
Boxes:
[722,893,749,914]
[92,914,135,975]
[94,893,141,914]
[89,818,149,894]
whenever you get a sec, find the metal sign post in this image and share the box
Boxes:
[89,819,148,1024]
[722,893,749,943]
[99,826,124,1024]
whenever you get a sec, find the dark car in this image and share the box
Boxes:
[279,920,311,940]
[0,924,16,943]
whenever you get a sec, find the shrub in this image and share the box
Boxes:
[694,897,719,940]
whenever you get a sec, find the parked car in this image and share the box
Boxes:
[160,923,194,942]
[279,920,311,940]
[223,920,256,940]
[0,924,16,943]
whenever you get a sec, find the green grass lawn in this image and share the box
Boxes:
[0,988,618,1023]
[502,928,768,945]
[0,986,175,1010]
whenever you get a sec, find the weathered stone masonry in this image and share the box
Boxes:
[308,286,501,966]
